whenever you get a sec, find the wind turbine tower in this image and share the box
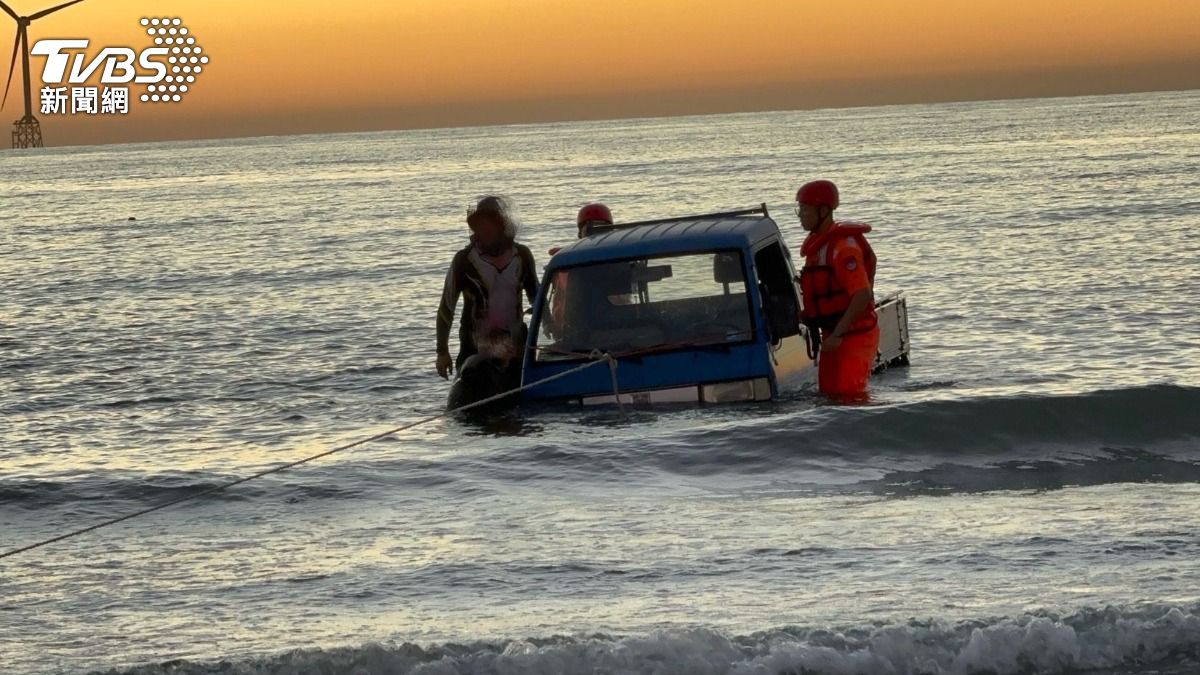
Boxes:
[0,0,86,148]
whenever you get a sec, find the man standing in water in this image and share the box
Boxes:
[794,180,880,400]
[436,195,539,380]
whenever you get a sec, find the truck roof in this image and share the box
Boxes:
[546,206,782,270]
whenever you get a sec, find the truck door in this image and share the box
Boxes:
[753,240,815,391]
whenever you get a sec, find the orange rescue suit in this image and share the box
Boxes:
[798,222,880,398]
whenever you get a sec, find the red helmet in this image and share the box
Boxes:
[577,203,613,228]
[796,180,839,210]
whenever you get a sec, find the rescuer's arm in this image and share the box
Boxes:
[824,288,873,350]
[823,245,874,351]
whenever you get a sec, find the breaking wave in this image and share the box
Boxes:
[89,603,1200,675]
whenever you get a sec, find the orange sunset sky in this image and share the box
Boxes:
[2,0,1198,147]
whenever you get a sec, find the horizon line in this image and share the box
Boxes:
[5,85,1198,154]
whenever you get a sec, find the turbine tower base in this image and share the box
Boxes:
[12,115,43,149]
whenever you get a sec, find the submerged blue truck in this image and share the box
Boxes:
[452,205,909,408]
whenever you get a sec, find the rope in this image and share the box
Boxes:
[589,349,624,412]
[607,355,623,412]
[0,354,619,562]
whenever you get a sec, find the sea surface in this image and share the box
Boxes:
[2,90,1199,674]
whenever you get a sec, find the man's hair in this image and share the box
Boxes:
[468,195,520,240]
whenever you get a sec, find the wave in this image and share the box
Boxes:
[4,386,1197,508]
[610,384,1200,473]
[861,447,1200,496]
[777,383,1199,456]
[0,472,371,509]
[86,603,1200,675]
[491,385,1200,490]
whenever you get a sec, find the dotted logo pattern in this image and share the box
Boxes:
[137,18,207,104]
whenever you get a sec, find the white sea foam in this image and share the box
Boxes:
[99,604,1200,675]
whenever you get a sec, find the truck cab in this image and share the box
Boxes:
[520,205,908,405]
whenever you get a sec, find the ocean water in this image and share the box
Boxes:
[1,90,1199,675]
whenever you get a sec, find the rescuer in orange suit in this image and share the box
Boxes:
[545,203,614,336]
[794,180,880,400]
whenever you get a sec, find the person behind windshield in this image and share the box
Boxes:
[545,203,615,338]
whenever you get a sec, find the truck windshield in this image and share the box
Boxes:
[535,250,754,360]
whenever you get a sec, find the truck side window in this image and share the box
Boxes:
[754,242,801,343]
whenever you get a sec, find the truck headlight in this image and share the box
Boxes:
[701,378,771,403]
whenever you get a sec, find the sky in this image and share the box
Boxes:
[1,0,1198,147]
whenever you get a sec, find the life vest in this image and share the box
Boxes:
[797,222,878,333]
